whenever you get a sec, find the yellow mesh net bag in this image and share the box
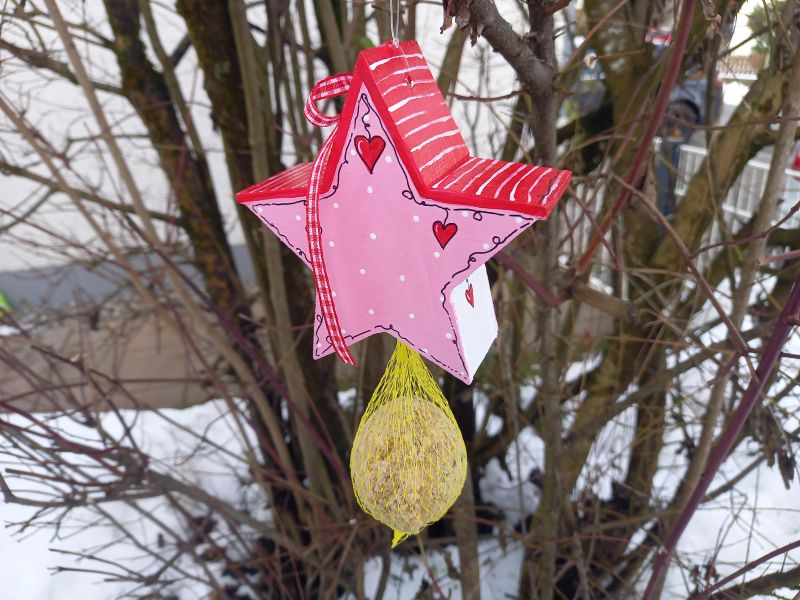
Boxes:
[350,341,467,547]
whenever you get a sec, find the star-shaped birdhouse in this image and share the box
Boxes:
[236,41,571,383]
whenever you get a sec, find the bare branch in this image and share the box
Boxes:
[0,39,122,94]
[0,159,180,224]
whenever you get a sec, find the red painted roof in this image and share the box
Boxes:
[359,43,469,186]
[236,41,570,219]
[430,157,568,216]
[237,163,311,203]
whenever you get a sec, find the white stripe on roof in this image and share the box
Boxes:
[282,170,309,187]
[410,129,461,153]
[526,167,553,203]
[267,167,302,186]
[419,145,463,171]
[395,110,426,126]
[388,92,437,112]
[384,77,435,96]
[477,161,514,195]
[369,53,424,70]
[405,115,451,137]
[510,165,536,202]
[462,160,499,192]
[442,157,482,189]
[377,65,430,84]
[247,181,270,193]
[494,164,527,199]
[540,172,566,205]
[432,172,450,188]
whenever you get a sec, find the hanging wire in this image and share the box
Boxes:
[386,0,412,82]
[388,0,401,46]
[395,0,402,44]
[388,0,396,44]
[385,0,412,86]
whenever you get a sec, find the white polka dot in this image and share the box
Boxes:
[461,211,469,217]
[332,291,337,297]
[460,371,465,376]
[359,268,366,275]
[368,308,375,315]
[363,114,370,122]
[367,185,373,194]
[385,155,392,163]
[482,243,490,250]
[412,215,420,222]
[369,232,377,240]
[409,313,415,319]
[295,214,301,221]
[316,342,322,348]
[515,217,523,223]
[256,206,263,214]
[350,149,356,156]
[342,328,347,334]
[434,251,440,258]
[440,295,445,302]
[333,202,340,209]
[329,241,335,247]
[445,332,453,340]
[421,348,428,353]
[399,274,406,282]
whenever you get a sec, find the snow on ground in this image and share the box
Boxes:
[1,400,258,600]
[358,539,524,600]
[479,456,541,528]
[0,325,18,336]
[657,282,800,598]
[667,448,800,597]
[3,306,800,600]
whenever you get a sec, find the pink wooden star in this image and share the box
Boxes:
[237,41,571,383]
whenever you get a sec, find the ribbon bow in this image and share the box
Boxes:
[304,73,356,365]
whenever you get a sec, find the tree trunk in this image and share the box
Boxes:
[104,0,248,325]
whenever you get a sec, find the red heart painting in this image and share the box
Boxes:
[432,221,458,249]
[465,283,474,307]
[354,135,385,173]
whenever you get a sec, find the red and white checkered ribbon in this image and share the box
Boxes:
[304,73,356,365]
